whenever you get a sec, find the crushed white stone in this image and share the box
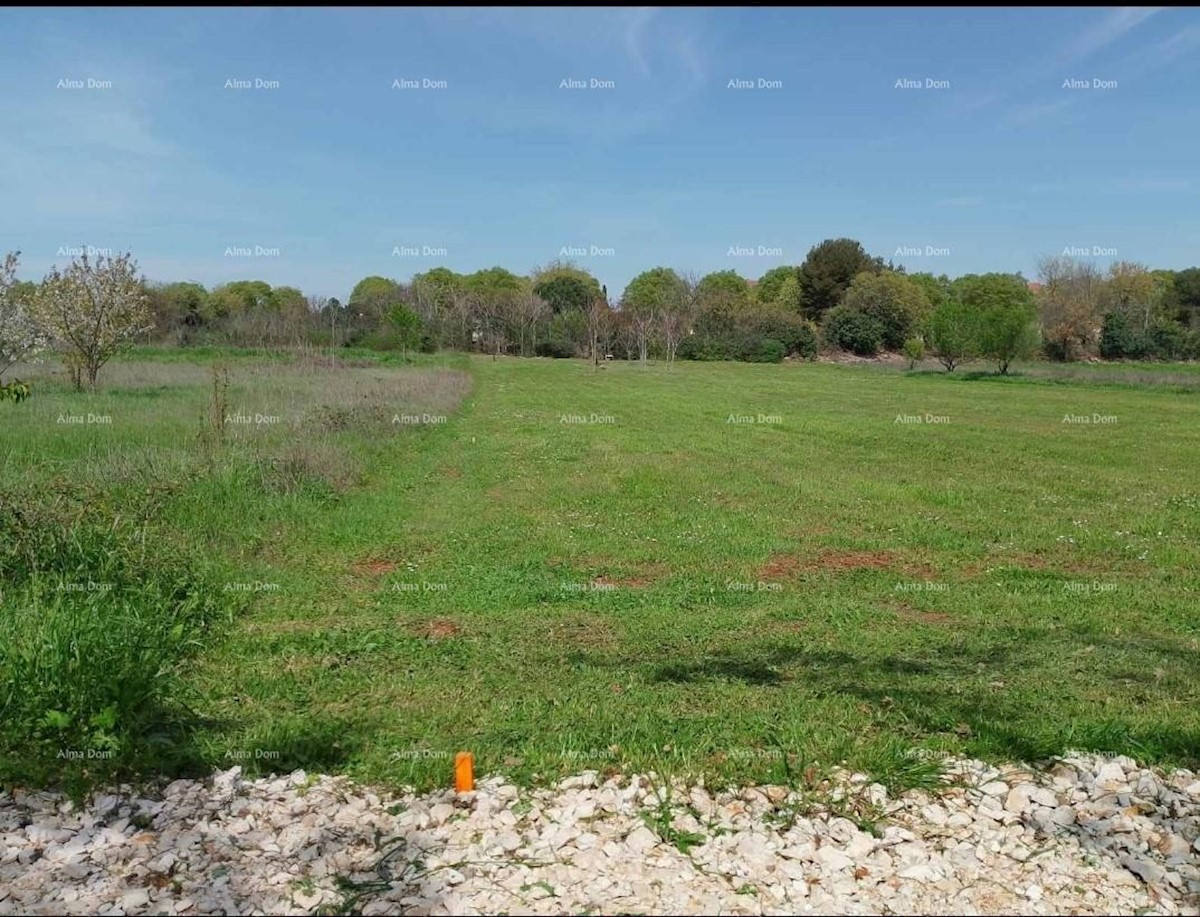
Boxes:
[1,753,1198,915]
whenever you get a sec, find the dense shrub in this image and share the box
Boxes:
[792,321,819,360]
[1099,312,1141,360]
[1144,320,1188,361]
[0,487,233,786]
[840,271,929,350]
[735,335,787,363]
[742,306,805,354]
[823,304,885,356]
[535,338,577,358]
[677,334,731,361]
[1042,338,1071,362]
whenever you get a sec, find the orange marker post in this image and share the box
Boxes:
[455,751,474,792]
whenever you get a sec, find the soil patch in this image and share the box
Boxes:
[759,550,933,580]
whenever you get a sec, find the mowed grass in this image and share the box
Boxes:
[3,351,1199,792]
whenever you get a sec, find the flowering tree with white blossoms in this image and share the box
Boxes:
[0,252,48,401]
[0,252,48,376]
[31,250,152,392]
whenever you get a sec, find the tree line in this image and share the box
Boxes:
[2,240,1199,394]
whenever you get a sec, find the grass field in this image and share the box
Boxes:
[2,351,1198,793]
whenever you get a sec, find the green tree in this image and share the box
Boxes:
[952,273,1038,373]
[531,261,603,314]
[693,271,751,340]
[386,303,424,357]
[1099,311,1141,360]
[926,299,981,372]
[839,271,930,350]
[144,281,207,339]
[1170,267,1200,329]
[348,276,404,324]
[221,280,274,312]
[798,238,885,320]
[755,266,801,305]
[774,274,803,314]
[466,266,524,297]
[952,273,1034,313]
[977,301,1039,373]
[621,267,688,364]
[908,272,952,312]
[467,267,524,357]
[695,270,751,311]
[903,338,925,370]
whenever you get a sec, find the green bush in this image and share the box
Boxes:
[0,487,233,786]
[1099,312,1144,360]
[1143,320,1188,361]
[793,321,819,360]
[1184,330,1200,361]
[823,304,885,356]
[535,338,577,358]
[903,338,926,369]
[735,335,786,363]
[0,380,31,403]
[677,334,732,361]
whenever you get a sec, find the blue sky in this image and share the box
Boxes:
[3,6,1198,299]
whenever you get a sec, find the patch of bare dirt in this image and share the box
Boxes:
[759,550,932,580]
[888,601,953,625]
[548,556,666,588]
[350,559,399,576]
[413,618,462,641]
[591,575,651,589]
[961,552,1108,579]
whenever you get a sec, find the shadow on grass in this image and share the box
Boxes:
[596,630,1200,770]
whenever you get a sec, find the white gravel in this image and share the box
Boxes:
[2,753,1198,915]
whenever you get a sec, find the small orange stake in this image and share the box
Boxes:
[455,751,475,792]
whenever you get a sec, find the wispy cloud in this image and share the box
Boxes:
[938,196,984,207]
[623,7,657,76]
[961,7,1166,120]
[1125,22,1200,67]
[1058,6,1164,65]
